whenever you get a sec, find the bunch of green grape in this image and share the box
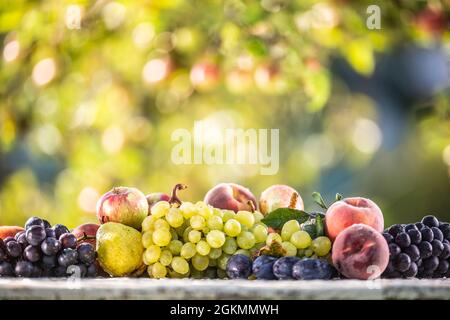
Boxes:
[141,201,268,278]
[271,220,332,260]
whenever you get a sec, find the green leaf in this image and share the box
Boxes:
[315,214,324,237]
[335,193,343,201]
[312,192,328,210]
[261,208,310,229]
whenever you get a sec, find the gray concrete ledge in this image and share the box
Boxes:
[0,278,449,300]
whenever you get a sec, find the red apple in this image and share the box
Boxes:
[0,226,25,240]
[325,197,384,241]
[146,193,170,214]
[259,185,304,215]
[96,187,148,230]
[72,223,99,247]
[204,183,257,213]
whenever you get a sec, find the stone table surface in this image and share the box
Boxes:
[0,278,449,300]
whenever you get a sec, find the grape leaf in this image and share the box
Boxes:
[261,208,310,229]
[312,191,328,210]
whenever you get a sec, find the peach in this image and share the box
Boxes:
[259,185,304,215]
[146,193,170,214]
[0,226,24,240]
[72,223,100,247]
[325,197,384,241]
[332,224,389,280]
[204,183,257,213]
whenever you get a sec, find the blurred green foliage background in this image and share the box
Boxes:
[1,0,449,229]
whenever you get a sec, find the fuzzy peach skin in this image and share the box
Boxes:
[204,183,257,213]
[325,197,384,241]
[332,224,389,280]
[0,226,24,239]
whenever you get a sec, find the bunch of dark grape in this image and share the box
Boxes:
[382,215,450,279]
[0,217,97,278]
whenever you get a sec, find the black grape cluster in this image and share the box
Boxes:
[382,215,450,279]
[0,217,97,278]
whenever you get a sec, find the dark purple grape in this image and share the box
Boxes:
[0,262,14,277]
[86,263,98,277]
[42,220,51,229]
[386,270,402,279]
[404,224,417,232]
[431,227,444,242]
[53,224,70,239]
[53,266,67,277]
[45,228,56,238]
[3,237,15,245]
[77,243,96,264]
[0,249,6,262]
[415,222,425,230]
[422,215,439,228]
[439,223,450,239]
[59,233,77,249]
[395,232,411,248]
[41,255,57,269]
[57,248,78,267]
[431,239,444,257]
[292,258,333,280]
[439,243,450,259]
[416,258,423,267]
[273,256,300,280]
[41,237,61,256]
[14,231,25,241]
[436,259,449,275]
[394,253,411,272]
[31,265,42,278]
[407,229,422,245]
[420,270,434,278]
[421,227,434,242]
[26,225,46,246]
[6,241,22,258]
[382,232,393,243]
[252,255,277,280]
[23,245,42,262]
[226,254,252,279]
[403,262,418,278]
[423,256,439,272]
[15,261,33,277]
[25,217,45,230]
[383,261,396,275]
[404,244,420,262]
[418,241,433,259]
[16,232,29,248]
[41,268,53,277]
[388,243,401,257]
[388,224,404,237]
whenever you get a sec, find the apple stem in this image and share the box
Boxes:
[169,183,187,207]
[289,192,299,209]
[247,200,256,213]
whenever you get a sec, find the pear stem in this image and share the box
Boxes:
[169,183,187,207]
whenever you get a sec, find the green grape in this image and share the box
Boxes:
[142,215,156,232]
[217,268,228,279]
[304,248,314,257]
[144,245,161,264]
[150,262,167,278]
[282,241,297,256]
[222,210,235,222]
[168,269,190,279]
[190,268,204,279]
[236,231,256,249]
[180,202,196,219]
[252,224,268,243]
[212,208,223,217]
[154,218,170,231]
[290,231,312,249]
[235,249,250,257]
[235,211,255,228]
[266,233,282,245]
[190,215,206,230]
[142,231,154,248]
[188,230,202,243]
[192,254,209,271]
[223,237,237,254]
[168,240,183,255]
[206,230,226,248]
[311,236,332,256]
[166,208,184,228]
[180,242,196,259]
[253,211,264,223]
[170,229,178,241]
[196,240,211,256]
[202,227,210,234]
[209,247,222,259]
[198,205,213,219]
[217,253,231,270]
[224,219,241,237]
[281,220,301,241]
[208,258,217,267]
[297,248,305,257]
[207,215,223,230]
[151,201,170,218]
[152,229,172,246]
[171,257,189,274]
[159,250,173,266]
[183,226,193,243]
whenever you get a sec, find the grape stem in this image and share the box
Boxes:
[169,183,187,207]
